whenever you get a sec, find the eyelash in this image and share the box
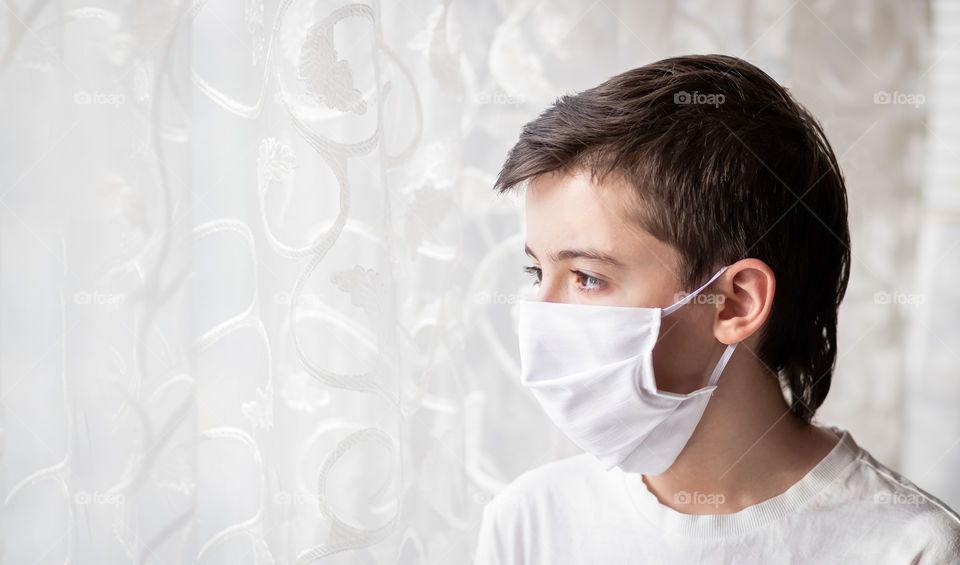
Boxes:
[523,266,605,293]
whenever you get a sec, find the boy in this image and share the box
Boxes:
[474,54,960,563]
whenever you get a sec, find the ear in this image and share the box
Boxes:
[713,258,775,345]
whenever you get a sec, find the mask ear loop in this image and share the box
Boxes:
[661,265,738,387]
[707,343,738,387]
[662,265,731,316]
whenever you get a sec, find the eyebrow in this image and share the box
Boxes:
[524,243,626,268]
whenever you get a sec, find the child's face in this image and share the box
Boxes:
[523,169,723,394]
[523,168,681,308]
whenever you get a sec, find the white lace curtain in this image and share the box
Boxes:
[1,0,955,563]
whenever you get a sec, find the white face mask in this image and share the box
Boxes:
[516,265,738,475]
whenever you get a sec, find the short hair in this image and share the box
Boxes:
[494,54,851,423]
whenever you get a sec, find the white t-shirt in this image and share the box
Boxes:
[474,426,960,564]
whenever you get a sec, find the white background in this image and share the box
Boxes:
[0,0,957,563]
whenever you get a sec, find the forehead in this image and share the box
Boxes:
[523,169,678,272]
[525,169,638,249]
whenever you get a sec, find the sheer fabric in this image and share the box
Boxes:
[0,1,951,563]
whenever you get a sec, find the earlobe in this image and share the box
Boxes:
[714,259,775,345]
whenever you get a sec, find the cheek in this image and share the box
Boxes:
[650,309,716,392]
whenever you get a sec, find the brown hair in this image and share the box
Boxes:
[493,54,850,423]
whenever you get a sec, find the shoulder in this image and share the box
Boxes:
[486,453,601,509]
[856,448,960,524]
[475,453,602,561]
[845,445,960,558]
[481,453,605,524]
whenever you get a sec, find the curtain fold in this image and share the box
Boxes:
[0,1,948,563]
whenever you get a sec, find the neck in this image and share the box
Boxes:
[641,350,840,514]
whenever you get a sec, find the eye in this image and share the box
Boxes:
[523,265,541,286]
[571,270,605,293]
[524,265,607,293]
